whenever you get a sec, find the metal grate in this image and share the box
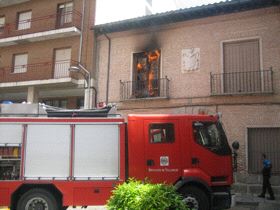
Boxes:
[210,69,273,95]
[120,77,169,101]
[0,10,82,39]
[248,128,280,175]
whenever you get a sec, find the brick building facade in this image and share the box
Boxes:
[0,0,96,108]
[94,0,280,197]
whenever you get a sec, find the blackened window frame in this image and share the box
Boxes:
[132,50,161,98]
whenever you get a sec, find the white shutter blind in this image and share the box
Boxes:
[18,11,32,30]
[65,3,73,23]
[0,17,5,26]
[0,17,5,33]
[223,39,261,93]
[54,48,71,78]
[224,39,260,73]
[14,54,28,73]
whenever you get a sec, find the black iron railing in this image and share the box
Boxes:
[0,10,82,39]
[120,77,170,101]
[210,69,273,95]
[0,60,78,83]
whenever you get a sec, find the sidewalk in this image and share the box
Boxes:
[230,194,280,210]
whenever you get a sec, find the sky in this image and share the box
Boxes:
[95,0,227,25]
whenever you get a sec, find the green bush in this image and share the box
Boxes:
[107,179,189,210]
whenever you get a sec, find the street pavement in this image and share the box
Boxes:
[67,207,106,210]
[1,204,278,210]
[2,195,279,210]
[66,203,279,210]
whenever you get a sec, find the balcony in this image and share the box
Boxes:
[0,10,81,47]
[210,70,273,95]
[0,0,30,7]
[0,60,79,85]
[120,77,170,101]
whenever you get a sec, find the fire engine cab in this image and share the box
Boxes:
[0,103,234,210]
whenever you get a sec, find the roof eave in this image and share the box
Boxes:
[93,0,280,35]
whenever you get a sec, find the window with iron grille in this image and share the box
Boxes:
[133,50,161,98]
[54,48,71,79]
[248,127,280,174]
[57,2,73,27]
[13,53,28,73]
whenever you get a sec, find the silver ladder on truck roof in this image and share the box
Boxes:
[0,103,118,117]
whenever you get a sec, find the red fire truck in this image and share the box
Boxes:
[0,104,234,210]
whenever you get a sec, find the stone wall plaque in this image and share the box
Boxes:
[181,48,200,72]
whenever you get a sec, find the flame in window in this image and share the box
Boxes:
[134,49,161,98]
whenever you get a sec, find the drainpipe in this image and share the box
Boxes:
[92,27,99,108]
[92,86,97,108]
[78,0,86,63]
[79,0,96,108]
[104,32,111,105]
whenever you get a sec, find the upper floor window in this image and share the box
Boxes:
[54,48,72,78]
[17,11,32,30]
[57,2,73,27]
[43,99,68,108]
[13,53,28,73]
[223,39,261,93]
[0,16,5,33]
[133,49,161,98]
[149,123,174,143]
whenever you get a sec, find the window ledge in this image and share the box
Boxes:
[211,91,273,96]
[121,96,169,102]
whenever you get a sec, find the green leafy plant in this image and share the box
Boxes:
[107,179,189,210]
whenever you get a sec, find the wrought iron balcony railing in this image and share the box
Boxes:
[0,10,82,39]
[210,69,273,95]
[120,77,170,101]
[0,60,78,83]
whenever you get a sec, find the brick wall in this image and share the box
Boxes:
[96,6,280,175]
[96,7,280,103]
[0,0,95,107]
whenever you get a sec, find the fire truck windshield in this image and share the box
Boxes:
[193,121,231,155]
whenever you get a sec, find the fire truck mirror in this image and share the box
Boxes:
[193,122,204,127]
[232,141,239,151]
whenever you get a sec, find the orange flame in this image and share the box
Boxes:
[148,70,155,96]
[137,63,143,71]
[148,49,160,63]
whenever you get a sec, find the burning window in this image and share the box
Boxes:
[133,49,161,98]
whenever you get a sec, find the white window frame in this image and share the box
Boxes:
[220,37,263,94]
[0,16,5,33]
[58,2,73,26]
[129,49,163,99]
[13,53,28,73]
[54,48,72,78]
[18,10,32,30]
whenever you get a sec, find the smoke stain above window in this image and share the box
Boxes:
[133,49,161,98]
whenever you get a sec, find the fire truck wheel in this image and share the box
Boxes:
[16,188,59,210]
[181,186,209,210]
